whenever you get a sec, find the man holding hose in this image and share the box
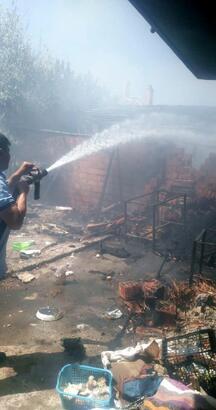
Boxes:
[0,133,35,279]
[0,133,35,363]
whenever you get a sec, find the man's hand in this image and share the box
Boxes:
[7,162,35,193]
[15,162,35,178]
[17,180,30,195]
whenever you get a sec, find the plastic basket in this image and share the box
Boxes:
[56,364,112,409]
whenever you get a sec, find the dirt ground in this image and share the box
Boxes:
[0,204,212,409]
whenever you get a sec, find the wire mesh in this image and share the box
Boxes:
[162,329,216,397]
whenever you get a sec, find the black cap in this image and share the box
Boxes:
[0,133,10,152]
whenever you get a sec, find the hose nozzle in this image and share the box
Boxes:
[22,168,48,200]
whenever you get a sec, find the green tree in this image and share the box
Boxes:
[0,4,109,134]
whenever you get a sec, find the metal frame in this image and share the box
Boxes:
[124,189,187,250]
[152,193,187,250]
[162,328,216,396]
[190,228,216,285]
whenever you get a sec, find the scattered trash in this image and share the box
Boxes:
[126,327,133,334]
[105,309,123,320]
[67,223,84,234]
[16,272,36,283]
[135,326,163,337]
[101,243,130,259]
[55,206,73,211]
[12,240,35,251]
[101,340,161,368]
[154,364,168,376]
[4,203,216,408]
[45,241,53,246]
[0,367,17,379]
[13,233,26,238]
[65,270,74,277]
[89,270,115,281]
[195,293,215,307]
[40,223,69,236]
[24,292,38,300]
[87,222,109,233]
[76,323,89,330]
[55,273,66,286]
[36,306,63,321]
[86,217,124,236]
[20,249,41,259]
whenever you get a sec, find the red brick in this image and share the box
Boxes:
[119,281,143,301]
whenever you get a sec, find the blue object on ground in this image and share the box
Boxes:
[56,364,112,409]
[123,376,163,401]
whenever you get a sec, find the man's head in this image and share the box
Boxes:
[0,133,11,171]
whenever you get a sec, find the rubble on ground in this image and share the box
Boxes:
[1,204,216,409]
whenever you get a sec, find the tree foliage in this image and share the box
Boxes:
[0,5,108,133]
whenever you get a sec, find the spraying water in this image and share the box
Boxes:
[47,112,215,173]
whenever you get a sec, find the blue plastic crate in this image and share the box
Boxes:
[56,364,112,409]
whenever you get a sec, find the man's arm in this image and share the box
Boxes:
[0,181,29,230]
[7,162,34,193]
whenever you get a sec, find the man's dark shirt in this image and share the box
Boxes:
[0,172,15,277]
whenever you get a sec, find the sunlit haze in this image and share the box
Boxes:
[1,0,216,106]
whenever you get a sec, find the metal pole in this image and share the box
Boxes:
[157,255,167,278]
[123,201,128,238]
[96,149,115,220]
[183,194,187,256]
[116,147,123,206]
[199,230,207,275]
[156,190,160,226]
[152,205,156,250]
[189,240,197,286]
[183,194,187,228]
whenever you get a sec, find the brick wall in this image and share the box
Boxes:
[13,131,216,211]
